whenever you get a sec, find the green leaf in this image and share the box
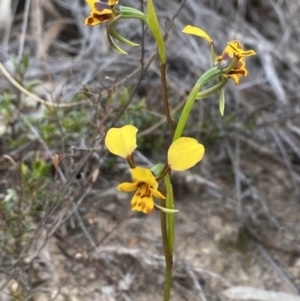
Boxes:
[21,163,28,177]
[24,79,43,90]
[4,189,19,206]
[12,59,22,76]
[146,0,166,63]
[151,163,165,177]
[22,54,30,68]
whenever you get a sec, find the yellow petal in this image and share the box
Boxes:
[108,0,118,5]
[182,25,213,44]
[149,187,165,200]
[118,182,138,192]
[131,193,154,214]
[229,74,240,84]
[105,125,138,158]
[86,0,96,9]
[130,167,157,188]
[228,40,256,58]
[168,137,205,171]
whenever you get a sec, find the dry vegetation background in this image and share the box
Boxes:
[1,0,300,300]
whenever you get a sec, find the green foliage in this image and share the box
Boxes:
[138,133,164,155]
[151,163,165,176]
[7,106,91,149]
[0,92,15,121]
[12,54,30,78]
[21,153,50,182]
[23,79,43,91]
[2,188,19,212]
[245,116,257,130]
[0,153,52,263]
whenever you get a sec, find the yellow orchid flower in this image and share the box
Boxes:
[104,125,205,213]
[118,167,165,214]
[216,40,256,84]
[182,25,256,84]
[227,40,257,58]
[85,0,119,26]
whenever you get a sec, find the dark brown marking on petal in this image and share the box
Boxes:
[136,188,142,197]
[140,191,151,198]
[87,17,95,25]
[145,207,151,214]
[234,61,243,70]
[135,184,152,198]
[222,52,232,61]
[228,69,247,76]
[92,12,113,22]
[94,1,111,12]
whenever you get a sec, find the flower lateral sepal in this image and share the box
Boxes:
[107,25,129,55]
[195,76,228,100]
[109,27,139,47]
[218,87,225,116]
[106,8,145,55]
[154,203,179,213]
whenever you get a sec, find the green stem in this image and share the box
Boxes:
[173,76,228,141]
[158,174,175,301]
[164,174,174,253]
[160,199,173,301]
[160,62,174,134]
[173,83,201,141]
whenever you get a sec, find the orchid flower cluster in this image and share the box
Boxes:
[105,125,204,214]
[84,1,256,300]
